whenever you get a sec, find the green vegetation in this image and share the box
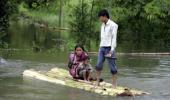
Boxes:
[19,0,74,28]
[18,2,59,27]
[69,0,96,50]
[0,0,20,49]
[110,0,170,52]
[69,0,170,52]
[0,0,170,52]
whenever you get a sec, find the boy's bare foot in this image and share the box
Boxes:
[112,84,116,89]
[112,74,117,89]
[96,81,100,86]
[84,80,92,84]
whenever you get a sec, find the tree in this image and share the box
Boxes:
[108,0,170,52]
[0,0,20,37]
[0,0,20,48]
[69,0,96,50]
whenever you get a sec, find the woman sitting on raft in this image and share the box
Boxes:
[68,44,93,81]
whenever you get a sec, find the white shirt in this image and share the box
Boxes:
[100,19,118,51]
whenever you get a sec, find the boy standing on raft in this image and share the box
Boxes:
[96,9,118,88]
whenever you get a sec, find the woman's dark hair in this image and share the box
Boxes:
[74,44,85,51]
[98,9,110,19]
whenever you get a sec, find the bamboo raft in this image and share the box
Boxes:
[23,67,150,97]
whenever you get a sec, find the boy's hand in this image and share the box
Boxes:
[105,50,113,58]
[109,50,113,55]
[76,74,79,77]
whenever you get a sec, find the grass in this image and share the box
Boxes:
[28,10,59,27]
[17,0,93,28]
[18,2,59,27]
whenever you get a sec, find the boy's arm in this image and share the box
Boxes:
[111,24,118,51]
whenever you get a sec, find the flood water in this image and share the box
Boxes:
[0,54,170,100]
[0,20,170,100]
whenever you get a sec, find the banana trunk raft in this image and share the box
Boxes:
[22,67,150,97]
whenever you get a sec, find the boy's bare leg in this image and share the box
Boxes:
[87,71,92,81]
[96,70,101,86]
[112,74,117,88]
[83,71,87,81]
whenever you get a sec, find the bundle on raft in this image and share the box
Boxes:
[23,67,150,97]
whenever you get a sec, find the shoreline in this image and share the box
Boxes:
[89,52,170,56]
[1,49,170,55]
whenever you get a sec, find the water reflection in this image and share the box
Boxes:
[8,21,49,49]
[6,20,68,52]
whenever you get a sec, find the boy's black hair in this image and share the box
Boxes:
[98,9,110,19]
[74,44,85,51]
